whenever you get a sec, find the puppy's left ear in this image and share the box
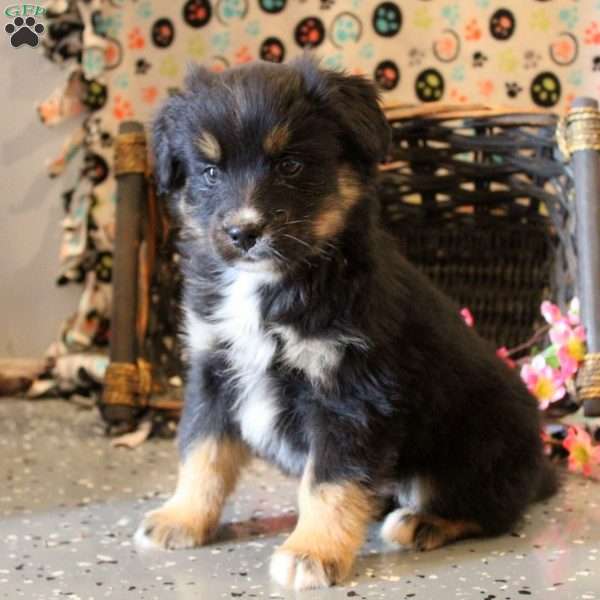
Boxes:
[296,58,391,163]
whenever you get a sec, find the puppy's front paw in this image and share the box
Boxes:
[134,503,216,550]
[269,548,350,590]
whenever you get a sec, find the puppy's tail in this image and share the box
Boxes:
[534,460,560,502]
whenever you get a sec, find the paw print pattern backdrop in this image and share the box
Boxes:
[39,0,599,388]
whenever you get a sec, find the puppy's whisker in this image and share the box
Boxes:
[281,233,313,251]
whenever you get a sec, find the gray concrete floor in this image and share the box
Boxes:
[1,399,599,599]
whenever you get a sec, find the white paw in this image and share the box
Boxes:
[380,507,418,547]
[134,505,212,551]
[269,550,335,590]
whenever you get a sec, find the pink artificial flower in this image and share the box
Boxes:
[549,320,586,379]
[520,355,566,409]
[496,346,516,369]
[460,308,474,328]
[541,301,562,325]
[562,426,600,477]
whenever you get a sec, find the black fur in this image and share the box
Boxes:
[153,56,556,539]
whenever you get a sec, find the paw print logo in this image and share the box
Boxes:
[530,72,561,108]
[478,79,494,98]
[294,17,325,48]
[374,60,399,91]
[489,9,515,41]
[5,16,45,48]
[259,0,286,14]
[415,68,444,102]
[372,2,401,37]
[183,0,212,28]
[259,36,285,63]
[472,51,487,68]
[593,56,600,72]
[320,0,335,8]
[151,18,175,48]
[330,12,362,48]
[505,82,523,99]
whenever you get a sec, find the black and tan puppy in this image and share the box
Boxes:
[135,57,557,590]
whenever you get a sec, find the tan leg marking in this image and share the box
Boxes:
[196,131,221,162]
[135,437,249,550]
[270,461,376,590]
[313,166,363,240]
[381,508,482,551]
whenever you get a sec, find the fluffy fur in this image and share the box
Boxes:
[136,57,557,590]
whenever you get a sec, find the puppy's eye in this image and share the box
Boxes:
[277,158,303,177]
[203,166,219,186]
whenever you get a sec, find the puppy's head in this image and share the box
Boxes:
[152,56,390,272]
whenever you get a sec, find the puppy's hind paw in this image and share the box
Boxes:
[134,504,214,551]
[270,549,344,590]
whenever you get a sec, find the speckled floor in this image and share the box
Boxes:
[1,399,599,600]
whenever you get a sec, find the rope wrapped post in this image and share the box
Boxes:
[565,98,600,416]
[101,121,150,426]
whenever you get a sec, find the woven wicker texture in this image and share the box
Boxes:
[378,104,575,349]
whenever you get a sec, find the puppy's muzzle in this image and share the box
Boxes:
[223,223,265,253]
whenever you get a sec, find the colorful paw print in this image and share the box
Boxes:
[259,36,285,62]
[464,18,481,41]
[141,86,159,104]
[234,45,253,64]
[136,0,153,19]
[160,56,180,78]
[490,8,515,40]
[441,4,460,28]
[374,59,399,91]
[530,72,561,108]
[113,95,134,121]
[183,0,212,28]
[128,26,145,50]
[211,31,230,53]
[478,79,494,98]
[258,0,285,14]
[331,12,361,47]
[413,6,433,30]
[151,18,175,48]
[217,0,248,24]
[373,2,402,37]
[294,17,325,48]
[550,33,578,67]
[559,7,578,30]
[585,22,600,45]
[415,68,444,102]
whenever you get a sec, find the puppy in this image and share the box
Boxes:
[135,57,557,590]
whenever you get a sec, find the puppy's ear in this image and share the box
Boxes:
[294,56,391,163]
[151,95,187,195]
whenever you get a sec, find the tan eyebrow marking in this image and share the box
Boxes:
[196,131,221,162]
[263,123,290,155]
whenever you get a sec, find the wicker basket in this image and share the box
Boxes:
[378,104,574,349]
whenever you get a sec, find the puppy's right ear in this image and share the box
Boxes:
[151,95,187,196]
[152,65,215,195]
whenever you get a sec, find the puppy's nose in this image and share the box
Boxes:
[224,224,263,252]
